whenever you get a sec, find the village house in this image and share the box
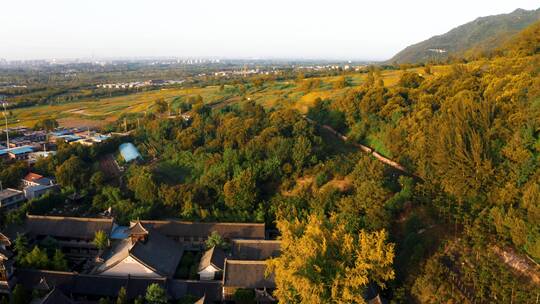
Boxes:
[20,172,58,200]
[23,183,58,200]
[21,172,54,187]
[0,188,25,210]
[27,150,56,164]
[0,145,34,160]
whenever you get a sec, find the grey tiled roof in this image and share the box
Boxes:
[129,229,184,277]
[223,260,275,288]
[198,246,226,272]
[231,239,281,260]
[138,220,265,239]
[25,215,114,240]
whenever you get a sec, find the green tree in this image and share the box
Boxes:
[98,298,111,304]
[116,287,128,304]
[24,246,49,269]
[234,288,255,303]
[154,98,168,114]
[223,169,258,211]
[292,136,312,170]
[90,171,106,189]
[13,235,29,265]
[55,155,89,189]
[11,284,29,304]
[127,166,158,205]
[52,249,68,271]
[398,71,424,88]
[93,230,109,250]
[333,76,349,89]
[205,231,229,250]
[34,118,58,131]
[145,283,168,304]
[0,161,27,188]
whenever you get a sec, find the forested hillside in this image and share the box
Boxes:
[389,8,540,64]
[1,20,539,304]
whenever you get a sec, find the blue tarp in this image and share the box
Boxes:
[119,142,141,162]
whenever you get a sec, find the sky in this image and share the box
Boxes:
[1,0,538,61]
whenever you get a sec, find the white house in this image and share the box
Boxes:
[23,184,58,200]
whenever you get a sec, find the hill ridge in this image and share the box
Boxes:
[389,7,540,64]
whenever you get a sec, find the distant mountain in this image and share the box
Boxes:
[389,8,540,64]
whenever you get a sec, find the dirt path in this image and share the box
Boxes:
[305,116,413,176]
[492,245,540,285]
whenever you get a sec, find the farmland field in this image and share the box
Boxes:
[7,65,449,128]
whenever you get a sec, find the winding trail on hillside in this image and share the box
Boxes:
[305,116,414,176]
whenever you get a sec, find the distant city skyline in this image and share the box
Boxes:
[1,0,538,61]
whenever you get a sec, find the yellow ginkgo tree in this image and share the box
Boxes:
[267,214,395,304]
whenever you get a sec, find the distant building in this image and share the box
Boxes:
[23,130,47,142]
[22,172,54,187]
[72,133,111,146]
[56,134,83,143]
[2,146,34,160]
[28,151,56,164]
[23,184,58,200]
[0,189,25,210]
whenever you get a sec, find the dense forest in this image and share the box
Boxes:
[1,20,539,304]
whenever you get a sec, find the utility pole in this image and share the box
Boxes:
[1,96,9,149]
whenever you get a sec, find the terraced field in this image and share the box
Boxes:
[7,65,449,128]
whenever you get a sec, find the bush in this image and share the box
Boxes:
[315,171,329,187]
[233,288,255,303]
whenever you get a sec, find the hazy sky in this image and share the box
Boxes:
[1,0,538,61]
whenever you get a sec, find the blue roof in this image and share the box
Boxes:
[6,146,34,155]
[50,130,73,136]
[58,135,82,142]
[119,142,142,162]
